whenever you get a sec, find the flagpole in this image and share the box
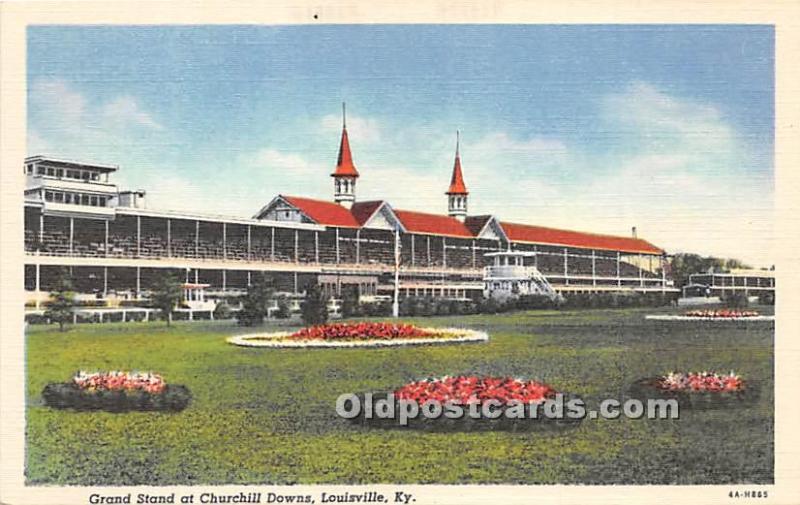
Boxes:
[393,227,400,318]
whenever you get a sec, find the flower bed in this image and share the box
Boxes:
[350,375,583,431]
[228,322,489,348]
[627,371,759,410]
[42,371,191,412]
[684,309,760,318]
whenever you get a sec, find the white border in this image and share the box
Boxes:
[645,315,775,321]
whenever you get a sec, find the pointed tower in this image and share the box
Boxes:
[331,103,359,208]
[446,131,468,221]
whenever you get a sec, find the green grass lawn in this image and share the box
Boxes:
[25,306,774,485]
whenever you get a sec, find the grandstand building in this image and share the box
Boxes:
[682,269,775,298]
[23,111,676,309]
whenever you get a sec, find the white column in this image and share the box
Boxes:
[223,223,227,260]
[104,220,109,258]
[103,266,108,296]
[411,235,415,267]
[38,214,44,252]
[195,220,199,258]
[166,219,171,257]
[195,269,199,283]
[427,236,431,266]
[616,252,621,287]
[294,229,299,263]
[332,228,339,264]
[442,238,447,269]
[247,270,251,286]
[247,225,252,261]
[591,250,596,286]
[355,229,360,264]
[315,231,319,263]
[137,216,141,257]
[271,227,275,261]
[136,266,141,296]
[222,270,227,292]
[563,248,568,284]
[293,272,298,294]
[69,217,74,255]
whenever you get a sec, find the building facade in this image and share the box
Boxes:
[23,112,676,310]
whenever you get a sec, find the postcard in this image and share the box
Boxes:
[1,2,798,504]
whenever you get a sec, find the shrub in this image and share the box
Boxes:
[301,283,329,326]
[43,268,76,332]
[758,291,775,306]
[237,273,276,326]
[721,291,749,309]
[274,296,292,319]
[340,287,361,318]
[150,274,182,326]
[42,383,191,412]
[213,302,233,320]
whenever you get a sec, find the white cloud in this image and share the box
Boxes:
[28,78,164,159]
[101,95,163,130]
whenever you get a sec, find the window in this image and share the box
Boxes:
[54,192,64,203]
[57,169,64,178]
[82,171,90,180]
[26,164,33,174]
[91,173,99,181]
[81,194,89,205]
[45,191,54,202]
[46,167,55,176]
[67,170,77,179]
[37,166,45,175]
[64,193,72,204]
[90,196,98,206]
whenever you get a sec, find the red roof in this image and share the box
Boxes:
[446,152,468,195]
[281,195,361,228]
[331,127,359,177]
[350,200,385,226]
[500,221,663,254]
[394,209,474,238]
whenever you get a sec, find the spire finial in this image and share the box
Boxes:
[342,102,347,129]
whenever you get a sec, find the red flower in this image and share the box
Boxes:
[289,322,437,341]
[394,376,557,405]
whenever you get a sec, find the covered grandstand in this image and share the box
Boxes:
[23,112,676,310]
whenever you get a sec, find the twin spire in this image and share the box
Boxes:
[331,103,468,220]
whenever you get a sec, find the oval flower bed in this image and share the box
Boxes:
[351,375,583,431]
[42,371,191,412]
[645,309,772,321]
[627,371,759,410]
[685,309,761,319]
[228,322,489,348]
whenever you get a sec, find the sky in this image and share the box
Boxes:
[27,25,774,266]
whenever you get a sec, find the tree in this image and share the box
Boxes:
[301,283,329,326]
[44,268,76,332]
[669,253,752,288]
[150,273,182,326]
[236,273,276,326]
[340,285,360,319]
